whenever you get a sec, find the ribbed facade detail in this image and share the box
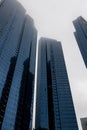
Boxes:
[0,0,37,129]
[35,38,78,130]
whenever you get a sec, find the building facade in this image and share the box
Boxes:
[34,38,78,130]
[81,118,87,130]
[73,16,87,68]
[0,0,37,129]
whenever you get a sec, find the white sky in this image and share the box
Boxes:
[17,0,87,129]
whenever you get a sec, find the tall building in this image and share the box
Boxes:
[0,0,37,130]
[73,16,87,68]
[34,38,78,130]
[81,118,87,130]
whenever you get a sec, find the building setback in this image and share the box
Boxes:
[34,38,78,130]
[0,0,37,130]
[73,16,87,68]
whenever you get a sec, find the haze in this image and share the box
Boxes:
[17,0,87,129]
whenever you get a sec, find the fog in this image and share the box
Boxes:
[17,0,87,129]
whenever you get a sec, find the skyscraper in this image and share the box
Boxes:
[81,117,87,130]
[34,38,78,130]
[0,0,37,129]
[73,16,87,68]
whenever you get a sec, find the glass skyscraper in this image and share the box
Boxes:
[0,0,79,130]
[73,16,87,68]
[34,38,78,130]
[0,0,37,129]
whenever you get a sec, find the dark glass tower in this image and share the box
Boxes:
[0,0,37,129]
[73,16,87,68]
[34,38,78,130]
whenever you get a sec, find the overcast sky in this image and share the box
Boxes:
[17,0,87,129]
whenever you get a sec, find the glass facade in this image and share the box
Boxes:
[35,40,49,130]
[35,38,78,130]
[0,0,37,130]
[73,16,87,68]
